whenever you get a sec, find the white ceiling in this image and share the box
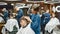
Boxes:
[0,2,7,5]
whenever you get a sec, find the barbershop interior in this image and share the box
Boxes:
[0,0,60,34]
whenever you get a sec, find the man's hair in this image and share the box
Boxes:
[9,14,13,18]
[20,17,30,24]
[34,6,40,12]
[20,16,32,24]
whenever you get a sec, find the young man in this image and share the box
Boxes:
[29,7,41,34]
[45,13,60,34]
[41,9,50,34]
[2,14,19,34]
[16,16,35,34]
[16,8,24,21]
[15,7,24,27]
[2,8,9,22]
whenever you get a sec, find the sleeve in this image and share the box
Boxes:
[27,29,35,34]
[18,9,24,17]
[31,16,41,28]
[43,14,50,24]
[15,20,19,30]
[56,18,60,25]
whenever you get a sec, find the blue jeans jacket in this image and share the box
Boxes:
[41,13,50,25]
[16,9,24,27]
[3,10,9,21]
[30,14,41,34]
[16,9,24,21]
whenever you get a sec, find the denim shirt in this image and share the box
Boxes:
[30,14,41,34]
[41,13,50,25]
[16,9,24,21]
[3,10,9,21]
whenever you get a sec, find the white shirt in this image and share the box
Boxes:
[45,17,60,33]
[0,16,4,22]
[16,23,35,34]
[4,18,19,32]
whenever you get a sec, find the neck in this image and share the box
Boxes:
[51,17,55,18]
[46,12,49,13]
[10,17,13,19]
[32,12,37,14]
[22,23,29,28]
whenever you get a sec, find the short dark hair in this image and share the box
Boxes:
[34,6,40,12]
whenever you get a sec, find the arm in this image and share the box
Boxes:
[31,16,41,30]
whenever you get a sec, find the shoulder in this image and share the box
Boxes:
[36,14,41,19]
[13,19,17,21]
[36,14,40,17]
[54,17,59,21]
[26,27,35,34]
[7,19,11,21]
[7,19,17,22]
[0,17,3,19]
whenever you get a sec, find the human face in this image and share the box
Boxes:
[46,10,49,13]
[31,8,37,14]
[10,15,13,19]
[15,7,19,12]
[20,20,27,27]
[31,8,34,13]
[2,8,6,11]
